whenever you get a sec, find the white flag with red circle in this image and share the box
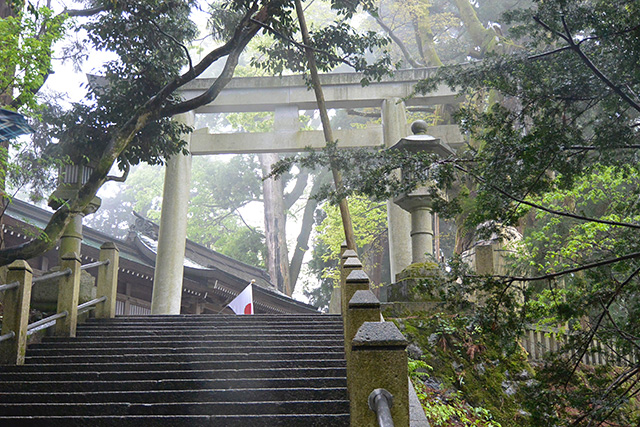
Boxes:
[227,283,253,315]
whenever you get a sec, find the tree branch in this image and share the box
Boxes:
[106,157,130,182]
[161,13,260,116]
[527,45,572,60]
[0,5,265,266]
[148,3,260,115]
[533,15,640,113]
[472,250,640,283]
[248,18,360,70]
[63,6,107,17]
[455,164,640,230]
[564,266,640,387]
[373,14,423,68]
[148,17,193,72]
[284,169,309,210]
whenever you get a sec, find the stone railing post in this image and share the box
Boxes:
[349,321,409,427]
[341,254,362,314]
[0,261,33,365]
[56,252,81,337]
[95,242,120,319]
[329,242,350,313]
[345,289,381,360]
[343,270,372,354]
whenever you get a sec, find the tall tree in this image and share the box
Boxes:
[0,0,391,268]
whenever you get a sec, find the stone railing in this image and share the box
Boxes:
[338,246,410,427]
[0,242,120,365]
[523,325,638,366]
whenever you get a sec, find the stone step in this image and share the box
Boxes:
[0,377,347,392]
[26,345,344,356]
[78,320,342,329]
[71,328,343,339]
[33,339,343,349]
[0,400,349,416]
[90,314,341,320]
[0,387,348,404]
[1,358,346,373]
[84,316,341,325]
[25,351,344,364]
[40,335,343,343]
[3,314,350,425]
[0,366,347,382]
[0,414,350,427]
[76,327,343,337]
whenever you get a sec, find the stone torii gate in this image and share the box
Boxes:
[151,67,464,314]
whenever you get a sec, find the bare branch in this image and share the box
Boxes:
[373,15,423,68]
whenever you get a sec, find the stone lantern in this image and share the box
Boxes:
[389,120,454,264]
[49,163,102,259]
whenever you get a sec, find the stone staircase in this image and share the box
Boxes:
[0,314,350,426]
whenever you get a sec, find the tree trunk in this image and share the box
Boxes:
[294,0,357,252]
[451,0,502,55]
[0,0,17,285]
[260,153,292,295]
[289,171,329,291]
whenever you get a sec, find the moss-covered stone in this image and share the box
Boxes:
[393,311,535,426]
[30,268,96,312]
[388,262,444,303]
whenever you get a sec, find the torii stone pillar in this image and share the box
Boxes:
[382,98,412,281]
[151,112,194,314]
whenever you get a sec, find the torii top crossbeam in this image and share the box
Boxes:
[180,67,458,114]
[179,67,463,155]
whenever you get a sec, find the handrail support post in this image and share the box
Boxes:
[55,252,81,337]
[0,260,33,364]
[349,321,409,427]
[96,242,119,318]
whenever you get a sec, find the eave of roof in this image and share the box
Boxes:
[5,198,318,313]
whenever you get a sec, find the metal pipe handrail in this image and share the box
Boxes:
[32,268,72,285]
[81,259,109,271]
[368,389,395,427]
[27,311,68,331]
[0,281,19,292]
[0,331,15,343]
[78,296,107,312]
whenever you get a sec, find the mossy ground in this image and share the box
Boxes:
[389,309,534,427]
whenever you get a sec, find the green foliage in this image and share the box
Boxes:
[41,0,198,168]
[0,5,66,111]
[187,156,266,267]
[314,194,387,281]
[250,0,395,85]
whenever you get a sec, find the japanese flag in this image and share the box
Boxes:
[228,282,254,315]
